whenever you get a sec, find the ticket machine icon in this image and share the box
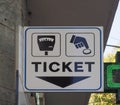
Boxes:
[37,35,55,55]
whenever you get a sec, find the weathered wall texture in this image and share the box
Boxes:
[0,0,25,104]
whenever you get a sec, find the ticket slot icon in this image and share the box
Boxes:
[37,35,55,55]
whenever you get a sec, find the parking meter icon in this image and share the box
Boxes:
[37,35,55,55]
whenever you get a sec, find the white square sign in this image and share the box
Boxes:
[23,26,103,92]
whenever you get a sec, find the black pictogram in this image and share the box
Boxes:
[37,35,55,55]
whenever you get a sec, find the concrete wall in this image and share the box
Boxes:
[0,0,26,104]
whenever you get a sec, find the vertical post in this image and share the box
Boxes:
[115,52,120,63]
[115,52,120,104]
[116,89,120,104]
[45,51,48,55]
[15,70,19,105]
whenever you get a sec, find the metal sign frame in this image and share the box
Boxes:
[23,26,103,92]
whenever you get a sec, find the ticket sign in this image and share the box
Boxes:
[23,26,103,92]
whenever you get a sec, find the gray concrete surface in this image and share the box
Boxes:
[0,0,24,104]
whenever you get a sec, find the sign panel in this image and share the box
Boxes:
[24,26,103,92]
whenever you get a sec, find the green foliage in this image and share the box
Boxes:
[88,93,119,105]
[104,53,115,62]
[104,48,120,62]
